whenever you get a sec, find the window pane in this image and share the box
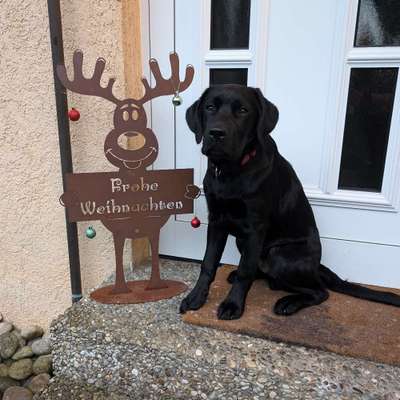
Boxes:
[210,68,248,85]
[210,0,251,49]
[355,0,400,47]
[338,68,398,192]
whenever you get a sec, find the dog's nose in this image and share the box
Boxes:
[209,128,226,141]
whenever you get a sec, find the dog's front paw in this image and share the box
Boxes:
[217,299,244,320]
[179,287,209,314]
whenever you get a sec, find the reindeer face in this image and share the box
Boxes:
[104,99,158,170]
[57,50,194,171]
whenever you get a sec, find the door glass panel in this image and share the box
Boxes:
[210,68,248,85]
[355,0,400,47]
[338,67,398,192]
[210,0,251,49]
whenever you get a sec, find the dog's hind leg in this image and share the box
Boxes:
[273,290,329,315]
[267,244,329,315]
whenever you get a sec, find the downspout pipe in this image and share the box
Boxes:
[47,0,83,303]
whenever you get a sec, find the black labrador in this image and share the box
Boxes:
[180,84,400,320]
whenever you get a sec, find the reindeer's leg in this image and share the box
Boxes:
[146,230,167,290]
[111,234,131,294]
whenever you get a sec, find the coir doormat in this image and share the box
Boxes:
[182,265,400,366]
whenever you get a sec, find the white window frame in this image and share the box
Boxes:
[307,0,400,212]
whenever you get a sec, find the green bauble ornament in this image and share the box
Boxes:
[85,226,96,239]
[172,93,183,106]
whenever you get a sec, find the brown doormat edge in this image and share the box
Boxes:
[183,265,400,366]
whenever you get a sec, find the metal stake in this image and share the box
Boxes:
[47,0,82,303]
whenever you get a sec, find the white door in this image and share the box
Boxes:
[142,0,400,288]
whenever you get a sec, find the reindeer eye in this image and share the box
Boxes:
[122,110,129,121]
[132,110,139,120]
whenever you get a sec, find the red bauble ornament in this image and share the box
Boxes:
[191,216,201,228]
[68,108,80,121]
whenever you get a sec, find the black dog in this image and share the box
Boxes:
[180,84,400,320]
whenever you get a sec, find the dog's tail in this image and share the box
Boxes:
[319,264,400,307]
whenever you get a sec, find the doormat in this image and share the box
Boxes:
[182,265,400,366]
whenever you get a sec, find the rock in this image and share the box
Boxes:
[31,338,51,356]
[3,386,33,400]
[8,359,33,380]
[26,373,50,394]
[11,330,26,348]
[195,349,203,356]
[227,357,236,368]
[12,346,33,361]
[245,356,257,368]
[0,377,20,392]
[0,333,19,359]
[0,363,9,377]
[32,355,52,375]
[384,394,400,400]
[0,322,13,336]
[20,326,43,341]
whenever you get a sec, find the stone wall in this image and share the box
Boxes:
[0,0,130,328]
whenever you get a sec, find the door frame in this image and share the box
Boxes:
[140,0,400,288]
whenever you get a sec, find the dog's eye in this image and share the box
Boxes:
[238,106,248,114]
[206,104,216,112]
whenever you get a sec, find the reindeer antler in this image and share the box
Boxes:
[139,52,194,104]
[57,50,122,105]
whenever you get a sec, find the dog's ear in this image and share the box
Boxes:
[186,100,202,144]
[254,88,279,143]
[186,89,209,144]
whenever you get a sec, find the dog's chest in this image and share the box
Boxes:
[208,195,247,220]
[205,178,251,223]
[204,169,270,229]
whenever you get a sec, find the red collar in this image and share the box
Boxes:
[241,149,256,166]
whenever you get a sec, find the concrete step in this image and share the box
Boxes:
[37,259,400,400]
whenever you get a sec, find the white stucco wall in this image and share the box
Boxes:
[0,0,129,328]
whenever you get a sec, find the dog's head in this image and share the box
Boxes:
[186,85,279,164]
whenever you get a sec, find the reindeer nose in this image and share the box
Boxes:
[118,132,146,150]
[209,128,226,141]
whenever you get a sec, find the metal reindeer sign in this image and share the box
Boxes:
[57,50,199,304]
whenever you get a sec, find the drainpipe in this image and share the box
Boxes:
[47,0,82,303]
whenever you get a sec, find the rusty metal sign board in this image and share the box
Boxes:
[63,169,195,222]
[57,50,198,304]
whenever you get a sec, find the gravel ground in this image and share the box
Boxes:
[37,259,400,400]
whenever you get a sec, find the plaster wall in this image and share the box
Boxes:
[0,0,130,329]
